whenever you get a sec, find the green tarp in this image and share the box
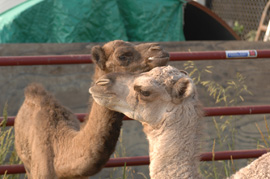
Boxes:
[0,0,185,43]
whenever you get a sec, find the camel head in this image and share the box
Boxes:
[91,40,169,80]
[89,66,198,126]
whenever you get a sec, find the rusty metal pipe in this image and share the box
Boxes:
[200,149,268,161]
[204,105,270,116]
[169,49,270,61]
[1,105,270,127]
[0,149,268,175]
[1,49,270,66]
[0,164,25,175]
[0,55,92,66]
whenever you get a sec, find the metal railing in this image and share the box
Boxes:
[1,149,269,175]
[1,49,270,175]
[1,105,270,127]
[1,49,270,66]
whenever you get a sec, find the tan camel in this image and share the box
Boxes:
[14,40,169,179]
[90,65,204,179]
[230,152,270,178]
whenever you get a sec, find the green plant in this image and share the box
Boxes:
[233,21,244,36]
[245,30,257,41]
[256,116,270,150]
[0,104,22,179]
[108,129,131,179]
[184,61,253,178]
[108,129,149,179]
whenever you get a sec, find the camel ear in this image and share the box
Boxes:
[91,45,107,70]
[172,77,193,104]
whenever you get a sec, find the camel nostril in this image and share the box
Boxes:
[96,78,111,86]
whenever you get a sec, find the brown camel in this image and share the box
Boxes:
[14,40,169,179]
[90,65,204,179]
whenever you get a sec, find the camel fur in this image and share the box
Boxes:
[230,152,270,179]
[90,65,204,179]
[14,40,169,179]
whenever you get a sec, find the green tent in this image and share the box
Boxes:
[0,0,185,43]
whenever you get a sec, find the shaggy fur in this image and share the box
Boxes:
[90,65,204,179]
[14,40,169,178]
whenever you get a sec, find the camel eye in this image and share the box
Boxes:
[119,55,127,61]
[140,90,150,97]
[134,85,150,97]
[119,52,133,61]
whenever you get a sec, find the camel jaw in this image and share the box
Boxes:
[89,87,118,105]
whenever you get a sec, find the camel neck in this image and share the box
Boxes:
[85,100,124,132]
[82,66,124,162]
[70,100,124,174]
[83,100,124,149]
[81,66,124,159]
[145,112,201,179]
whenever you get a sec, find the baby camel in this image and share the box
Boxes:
[14,40,169,179]
[90,65,204,179]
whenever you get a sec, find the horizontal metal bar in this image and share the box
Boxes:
[1,49,270,66]
[169,49,270,61]
[105,156,150,168]
[1,105,270,127]
[204,105,270,116]
[200,149,268,161]
[0,55,92,66]
[0,164,25,175]
[0,149,268,175]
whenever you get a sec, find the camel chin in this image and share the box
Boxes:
[90,88,136,119]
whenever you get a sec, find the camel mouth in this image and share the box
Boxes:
[90,91,117,102]
[91,94,115,99]
[89,86,116,99]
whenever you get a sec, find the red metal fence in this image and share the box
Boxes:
[1,149,269,175]
[1,49,270,175]
[1,49,270,66]
[1,105,270,127]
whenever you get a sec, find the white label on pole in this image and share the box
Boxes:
[226,50,257,58]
